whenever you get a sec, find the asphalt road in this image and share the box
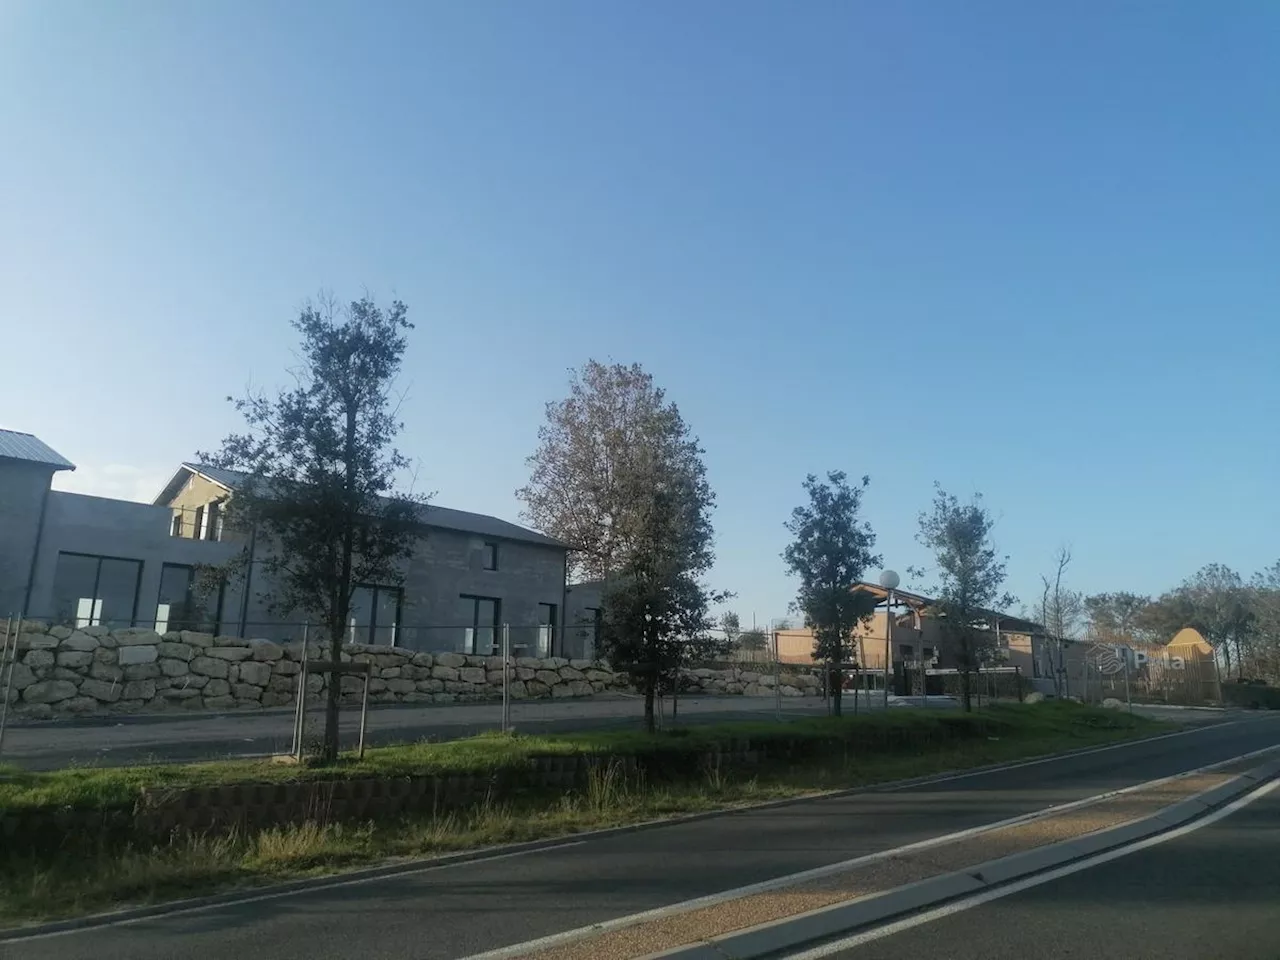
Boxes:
[6,715,1279,960]
[818,773,1280,959]
[1,695,835,769]
[2,693,1220,771]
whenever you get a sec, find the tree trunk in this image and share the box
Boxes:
[321,620,343,763]
[830,663,843,717]
[960,635,973,712]
[643,676,656,734]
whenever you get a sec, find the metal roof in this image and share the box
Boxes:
[159,463,569,549]
[0,429,75,470]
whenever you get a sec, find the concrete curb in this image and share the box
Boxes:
[650,757,1280,960]
[0,719,1255,943]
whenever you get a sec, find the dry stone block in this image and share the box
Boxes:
[534,670,561,686]
[23,680,77,703]
[268,675,295,693]
[379,666,401,679]
[233,684,263,701]
[411,652,434,668]
[93,646,118,664]
[159,641,195,662]
[567,680,592,697]
[118,645,158,665]
[62,632,100,652]
[180,631,214,648]
[508,680,528,699]
[23,635,60,650]
[123,662,161,680]
[80,678,121,702]
[204,695,236,710]
[115,630,162,647]
[6,663,35,691]
[204,678,231,697]
[23,649,54,669]
[48,625,73,640]
[237,661,271,686]
[386,678,416,694]
[54,649,92,669]
[90,660,123,682]
[569,659,594,670]
[191,656,230,679]
[160,658,190,678]
[208,646,252,661]
[516,667,535,680]
[558,667,585,681]
[249,639,284,661]
[162,687,201,700]
[122,679,156,701]
[274,660,300,676]
[416,678,444,693]
[435,652,466,669]
[551,684,575,698]
[431,665,459,681]
[526,680,550,697]
[432,692,456,703]
[459,666,486,684]
[16,702,53,719]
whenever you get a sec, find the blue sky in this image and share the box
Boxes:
[3,1,1277,624]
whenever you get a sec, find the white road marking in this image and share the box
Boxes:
[782,776,1280,958]
[6,719,1273,946]
[454,743,1280,960]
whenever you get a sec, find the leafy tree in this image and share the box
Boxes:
[738,628,769,652]
[518,360,700,581]
[1034,547,1084,695]
[1143,565,1255,678]
[1248,561,1280,682]
[598,484,728,731]
[915,484,1013,712]
[783,471,881,717]
[521,361,725,731]
[1085,592,1155,646]
[202,295,426,762]
[720,611,742,645]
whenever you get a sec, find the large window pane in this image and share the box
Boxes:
[51,553,141,628]
[156,564,197,634]
[96,558,142,628]
[348,586,374,644]
[374,588,400,646]
[461,595,500,654]
[51,554,100,626]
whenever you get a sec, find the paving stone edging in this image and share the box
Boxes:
[652,756,1280,960]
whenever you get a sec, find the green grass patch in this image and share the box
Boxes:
[0,702,1169,926]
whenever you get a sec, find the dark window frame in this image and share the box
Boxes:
[156,562,199,633]
[460,594,501,654]
[482,541,499,571]
[349,583,404,646]
[53,551,143,628]
[537,602,558,657]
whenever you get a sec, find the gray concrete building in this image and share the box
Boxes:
[1,429,598,657]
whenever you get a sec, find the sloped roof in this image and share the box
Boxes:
[155,463,569,549]
[0,429,75,471]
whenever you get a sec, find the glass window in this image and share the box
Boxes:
[347,584,402,646]
[52,553,141,628]
[482,541,498,571]
[537,602,558,657]
[155,563,200,633]
[461,595,500,654]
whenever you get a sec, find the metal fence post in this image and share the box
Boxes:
[773,630,781,722]
[504,622,514,733]
[292,622,310,761]
[358,667,370,759]
[1123,649,1132,713]
[0,615,18,758]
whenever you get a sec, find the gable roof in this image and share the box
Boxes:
[154,463,569,549]
[0,429,75,471]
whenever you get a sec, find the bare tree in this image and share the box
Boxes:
[1035,547,1084,696]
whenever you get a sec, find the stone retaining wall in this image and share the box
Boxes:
[0,622,629,718]
[1,623,825,719]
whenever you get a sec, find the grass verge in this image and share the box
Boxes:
[0,702,1167,926]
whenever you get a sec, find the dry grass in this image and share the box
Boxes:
[0,702,1169,926]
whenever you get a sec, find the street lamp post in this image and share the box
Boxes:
[880,570,900,709]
